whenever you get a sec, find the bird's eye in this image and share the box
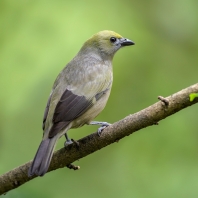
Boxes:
[110,37,117,43]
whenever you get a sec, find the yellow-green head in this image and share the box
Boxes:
[80,30,135,59]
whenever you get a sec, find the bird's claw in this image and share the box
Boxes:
[64,138,80,150]
[71,138,80,149]
[64,139,73,147]
[97,123,111,136]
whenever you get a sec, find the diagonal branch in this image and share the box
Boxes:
[0,83,198,195]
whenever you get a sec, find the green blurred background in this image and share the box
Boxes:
[1,0,198,197]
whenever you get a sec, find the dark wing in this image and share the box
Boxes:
[48,89,93,138]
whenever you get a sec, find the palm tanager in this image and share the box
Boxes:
[28,30,134,177]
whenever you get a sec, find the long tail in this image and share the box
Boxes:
[28,136,58,177]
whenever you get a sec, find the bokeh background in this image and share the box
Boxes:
[1,0,198,197]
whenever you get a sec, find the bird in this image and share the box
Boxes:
[28,30,135,177]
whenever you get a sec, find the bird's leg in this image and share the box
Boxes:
[89,121,111,136]
[64,133,73,147]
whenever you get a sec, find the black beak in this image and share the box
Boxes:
[120,38,135,46]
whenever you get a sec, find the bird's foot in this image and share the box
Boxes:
[64,133,80,149]
[64,138,80,148]
[64,138,73,147]
[97,125,107,136]
[89,121,111,136]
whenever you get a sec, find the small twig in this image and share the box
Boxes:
[158,96,169,106]
[66,164,80,170]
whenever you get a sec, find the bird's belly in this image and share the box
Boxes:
[71,90,111,128]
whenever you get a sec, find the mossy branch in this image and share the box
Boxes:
[0,83,198,195]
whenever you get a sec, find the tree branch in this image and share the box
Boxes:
[0,83,198,195]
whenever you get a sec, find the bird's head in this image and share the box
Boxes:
[81,30,135,60]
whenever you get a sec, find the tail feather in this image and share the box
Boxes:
[28,137,58,177]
